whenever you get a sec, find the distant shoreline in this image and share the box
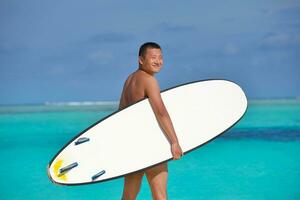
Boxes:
[0,101,119,107]
[0,98,299,107]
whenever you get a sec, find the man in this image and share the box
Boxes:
[119,42,183,200]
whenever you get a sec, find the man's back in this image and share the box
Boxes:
[119,70,150,110]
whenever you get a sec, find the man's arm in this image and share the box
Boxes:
[145,77,183,160]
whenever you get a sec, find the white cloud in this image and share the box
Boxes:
[263,33,289,44]
[88,50,113,64]
[48,65,65,75]
[261,33,300,47]
[223,43,239,55]
[266,1,300,16]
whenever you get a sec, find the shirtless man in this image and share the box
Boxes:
[119,42,183,200]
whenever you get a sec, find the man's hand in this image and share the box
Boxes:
[171,142,183,160]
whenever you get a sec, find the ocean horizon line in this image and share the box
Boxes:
[0,101,119,107]
[0,97,300,107]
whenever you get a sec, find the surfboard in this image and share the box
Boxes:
[47,79,247,186]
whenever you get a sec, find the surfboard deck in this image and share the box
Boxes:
[47,79,248,186]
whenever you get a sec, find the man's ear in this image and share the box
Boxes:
[138,56,144,66]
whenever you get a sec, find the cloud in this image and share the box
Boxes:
[261,1,300,16]
[259,32,300,49]
[88,50,113,64]
[267,4,300,28]
[276,6,300,19]
[259,3,300,32]
[155,22,198,33]
[0,43,28,55]
[47,65,65,76]
[223,43,239,55]
[264,33,291,44]
[84,32,135,45]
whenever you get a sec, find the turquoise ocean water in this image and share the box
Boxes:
[0,100,299,200]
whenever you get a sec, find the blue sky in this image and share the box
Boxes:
[0,0,299,105]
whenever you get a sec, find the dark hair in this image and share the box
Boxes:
[138,42,161,58]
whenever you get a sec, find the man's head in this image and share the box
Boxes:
[138,42,163,75]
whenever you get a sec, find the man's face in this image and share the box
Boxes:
[139,48,163,74]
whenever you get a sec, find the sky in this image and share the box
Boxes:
[0,0,299,105]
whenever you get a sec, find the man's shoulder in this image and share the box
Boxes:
[142,76,160,95]
[133,71,156,84]
[141,74,158,89]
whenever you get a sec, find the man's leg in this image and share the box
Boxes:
[145,162,168,200]
[122,171,144,200]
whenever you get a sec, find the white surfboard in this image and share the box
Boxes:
[47,79,247,185]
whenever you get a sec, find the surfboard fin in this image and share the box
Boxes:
[75,137,90,145]
[59,162,78,174]
[91,170,106,181]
